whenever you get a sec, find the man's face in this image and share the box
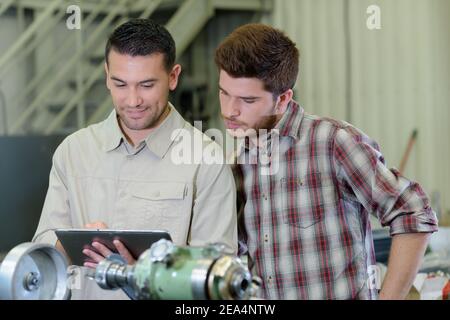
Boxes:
[219,70,280,138]
[105,50,180,132]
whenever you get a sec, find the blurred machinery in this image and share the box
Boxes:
[0,242,69,300]
[0,240,260,300]
[95,239,260,300]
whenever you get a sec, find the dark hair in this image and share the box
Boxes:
[215,23,299,96]
[105,19,176,71]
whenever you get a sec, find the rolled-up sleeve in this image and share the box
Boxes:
[333,127,438,236]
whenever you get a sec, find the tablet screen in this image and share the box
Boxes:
[55,229,172,266]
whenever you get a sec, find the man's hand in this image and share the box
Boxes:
[82,221,136,268]
[82,240,136,268]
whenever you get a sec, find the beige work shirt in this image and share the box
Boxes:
[33,103,237,299]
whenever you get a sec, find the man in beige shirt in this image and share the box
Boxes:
[33,19,237,299]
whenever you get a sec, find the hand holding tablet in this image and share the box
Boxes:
[55,228,172,266]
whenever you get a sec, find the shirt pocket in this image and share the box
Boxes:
[126,182,191,242]
[281,172,330,229]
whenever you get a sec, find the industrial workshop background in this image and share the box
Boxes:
[0,0,449,253]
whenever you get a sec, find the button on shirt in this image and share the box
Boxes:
[234,101,438,300]
[34,103,237,299]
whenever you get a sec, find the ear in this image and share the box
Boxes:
[104,62,111,90]
[275,89,294,114]
[168,64,182,91]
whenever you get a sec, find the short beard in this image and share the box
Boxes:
[253,114,279,132]
[224,101,280,138]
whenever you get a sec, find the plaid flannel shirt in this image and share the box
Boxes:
[234,101,438,300]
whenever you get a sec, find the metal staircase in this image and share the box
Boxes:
[0,0,272,135]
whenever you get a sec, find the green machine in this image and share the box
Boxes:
[0,240,260,300]
[94,239,261,300]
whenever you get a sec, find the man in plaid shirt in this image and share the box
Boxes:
[214,23,438,299]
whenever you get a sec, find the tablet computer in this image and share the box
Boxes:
[55,229,172,266]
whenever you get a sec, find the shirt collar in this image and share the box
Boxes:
[102,110,124,152]
[102,103,186,158]
[274,100,304,140]
[233,100,304,159]
[144,103,186,158]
